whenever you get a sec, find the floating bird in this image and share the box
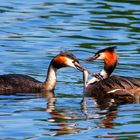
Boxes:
[0,51,84,94]
[84,47,140,104]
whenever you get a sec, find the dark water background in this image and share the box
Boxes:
[0,0,140,139]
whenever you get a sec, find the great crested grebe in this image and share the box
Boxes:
[0,51,84,94]
[84,47,140,103]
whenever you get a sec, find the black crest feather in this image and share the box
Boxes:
[97,46,117,54]
[59,51,79,63]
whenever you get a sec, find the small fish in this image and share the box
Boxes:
[83,69,89,89]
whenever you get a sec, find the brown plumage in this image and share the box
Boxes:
[0,74,42,94]
[84,47,140,104]
[0,51,84,94]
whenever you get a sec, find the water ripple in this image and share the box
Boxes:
[0,0,140,139]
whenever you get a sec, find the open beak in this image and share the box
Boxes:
[85,54,99,61]
[74,61,86,72]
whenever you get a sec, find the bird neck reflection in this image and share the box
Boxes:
[81,97,118,129]
[43,91,119,137]
[43,91,81,136]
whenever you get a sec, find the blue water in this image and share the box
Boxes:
[0,0,140,139]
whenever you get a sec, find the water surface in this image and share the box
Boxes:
[0,0,140,139]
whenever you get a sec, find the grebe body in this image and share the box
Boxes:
[0,74,42,93]
[0,51,84,94]
[84,47,140,103]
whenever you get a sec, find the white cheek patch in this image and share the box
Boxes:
[66,58,76,68]
[97,53,105,60]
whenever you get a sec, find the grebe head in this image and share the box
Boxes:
[45,51,85,91]
[85,46,118,77]
[85,46,118,65]
[52,51,84,71]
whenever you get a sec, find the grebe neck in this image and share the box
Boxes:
[44,64,57,91]
[86,60,117,85]
[104,59,117,78]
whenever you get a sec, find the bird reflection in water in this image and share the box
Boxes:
[42,91,82,136]
[43,91,119,137]
[81,97,118,128]
[81,97,118,139]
